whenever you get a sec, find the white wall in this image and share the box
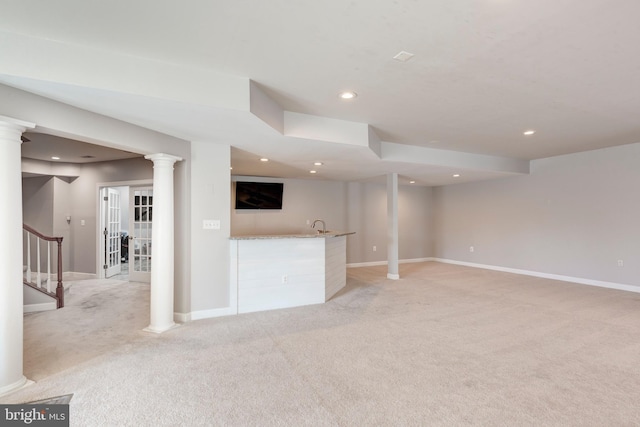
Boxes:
[52,176,72,272]
[433,142,640,288]
[173,160,190,315]
[190,141,231,313]
[22,176,72,272]
[232,176,434,264]
[22,176,53,234]
[231,176,348,236]
[399,184,434,261]
[22,176,54,273]
[346,181,434,264]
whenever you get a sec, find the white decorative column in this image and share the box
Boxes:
[144,153,183,333]
[387,173,399,280]
[0,116,35,396]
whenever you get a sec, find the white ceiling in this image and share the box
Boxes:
[3,1,640,185]
[21,133,141,164]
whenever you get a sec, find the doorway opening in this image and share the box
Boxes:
[98,182,153,282]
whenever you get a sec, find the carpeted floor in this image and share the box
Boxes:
[3,262,640,426]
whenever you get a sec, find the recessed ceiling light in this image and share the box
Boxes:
[310,170,317,174]
[314,162,323,166]
[80,155,95,159]
[338,91,357,100]
[453,174,460,178]
[393,51,415,62]
[260,158,269,162]
[523,130,536,136]
[51,156,60,160]
[409,180,416,184]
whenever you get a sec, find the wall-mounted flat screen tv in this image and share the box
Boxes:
[235,181,284,210]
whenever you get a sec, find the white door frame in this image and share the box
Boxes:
[96,179,152,279]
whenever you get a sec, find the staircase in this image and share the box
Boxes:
[23,224,65,311]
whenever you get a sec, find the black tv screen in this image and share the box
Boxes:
[235,182,284,210]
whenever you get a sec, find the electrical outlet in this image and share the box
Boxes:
[618,260,624,267]
[282,274,288,283]
[469,246,474,252]
[373,245,377,252]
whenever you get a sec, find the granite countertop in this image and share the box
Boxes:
[230,231,355,240]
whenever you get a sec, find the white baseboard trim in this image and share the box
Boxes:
[174,312,191,323]
[63,271,97,280]
[347,261,386,268]
[433,258,640,294]
[400,257,434,264]
[190,306,238,321]
[387,273,400,280]
[23,302,57,313]
[347,258,433,268]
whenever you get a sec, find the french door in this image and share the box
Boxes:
[102,188,121,278]
[129,186,153,283]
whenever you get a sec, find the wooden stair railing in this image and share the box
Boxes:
[23,224,64,309]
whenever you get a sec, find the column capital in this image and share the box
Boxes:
[0,115,35,132]
[144,153,183,164]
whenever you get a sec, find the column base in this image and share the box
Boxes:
[0,377,34,398]
[143,322,180,334]
[387,273,400,280]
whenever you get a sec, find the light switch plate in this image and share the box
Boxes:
[203,219,221,230]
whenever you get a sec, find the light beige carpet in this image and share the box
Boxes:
[3,262,640,426]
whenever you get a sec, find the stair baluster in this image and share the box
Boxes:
[22,224,64,309]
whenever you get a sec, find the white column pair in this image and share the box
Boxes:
[0,116,181,396]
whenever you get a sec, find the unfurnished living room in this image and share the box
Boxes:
[2,1,640,426]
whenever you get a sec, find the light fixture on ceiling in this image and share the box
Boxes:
[51,156,60,160]
[260,158,269,162]
[393,51,415,62]
[310,170,317,174]
[314,162,323,166]
[409,180,416,184]
[453,174,460,178]
[338,91,357,100]
[523,130,536,136]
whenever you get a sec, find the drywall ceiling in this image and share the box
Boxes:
[21,132,141,164]
[2,1,640,185]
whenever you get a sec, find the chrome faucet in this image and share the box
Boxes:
[311,219,326,234]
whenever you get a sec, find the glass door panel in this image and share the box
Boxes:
[129,186,153,283]
[103,188,121,278]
